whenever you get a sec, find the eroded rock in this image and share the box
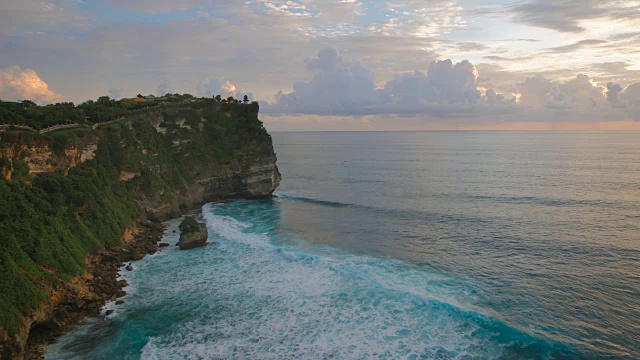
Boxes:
[178,222,208,250]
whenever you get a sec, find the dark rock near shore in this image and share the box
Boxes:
[115,300,124,306]
[178,223,208,250]
[125,265,133,271]
[158,243,170,248]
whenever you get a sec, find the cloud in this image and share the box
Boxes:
[196,79,241,98]
[517,74,605,109]
[549,74,605,109]
[268,48,380,114]
[107,0,216,14]
[582,62,640,89]
[383,59,481,106]
[0,65,63,104]
[620,83,640,107]
[483,55,535,62]
[546,39,608,53]
[265,48,640,124]
[373,0,466,38]
[267,48,494,116]
[509,0,640,33]
[156,79,171,96]
[197,79,222,98]
[0,0,89,35]
[109,88,124,100]
[606,83,622,104]
[456,42,488,52]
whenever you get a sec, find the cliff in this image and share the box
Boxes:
[0,100,280,359]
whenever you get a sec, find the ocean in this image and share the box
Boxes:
[47,131,640,359]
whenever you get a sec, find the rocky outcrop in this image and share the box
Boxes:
[0,137,99,179]
[178,223,208,250]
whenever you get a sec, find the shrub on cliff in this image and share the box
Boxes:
[179,216,200,233]
[0,164,142,333]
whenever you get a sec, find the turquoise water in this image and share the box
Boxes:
[48,131,640,359]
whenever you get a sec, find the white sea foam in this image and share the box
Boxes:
[48,203,522,359]
[126,205,501,359]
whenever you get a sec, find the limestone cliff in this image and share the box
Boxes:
[0,101,281,219]
[0,100,280,359]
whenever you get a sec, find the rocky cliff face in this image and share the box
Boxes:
[144,151,281,221]
[0,137,99,180]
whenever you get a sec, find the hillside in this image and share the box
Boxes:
[0,99,280,358]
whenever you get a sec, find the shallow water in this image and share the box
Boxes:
[48,131,640,359]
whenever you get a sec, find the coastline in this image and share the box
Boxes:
[20,197,273,359]
[19,219,166,359]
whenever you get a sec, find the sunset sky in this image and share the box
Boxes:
[1,0,639,130]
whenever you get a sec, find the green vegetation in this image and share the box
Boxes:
[0,99,273,335]
[0,159,141,334]
[0,92,228,131]
[179,216,200,233]
[0,100,85,130]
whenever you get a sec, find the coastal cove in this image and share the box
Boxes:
[0,99,281,359]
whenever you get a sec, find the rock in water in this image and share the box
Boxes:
[178,219,208,250]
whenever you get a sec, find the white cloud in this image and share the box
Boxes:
[0,65,63,104]
[509,0,640,33]
[268,48,380,114]
[265,47,640,125]
[0,0,89,35]
[620,82,640,107]
[384,59,481,105]
[517,74,606,110]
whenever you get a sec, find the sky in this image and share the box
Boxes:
[0,0,639,130]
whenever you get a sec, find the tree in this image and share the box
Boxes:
[137,94,143,98]
[215,95,222,102]
[227,96,235,103]
[97,96,112,106]
[243,95,249,103]
[119,98,137,110]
